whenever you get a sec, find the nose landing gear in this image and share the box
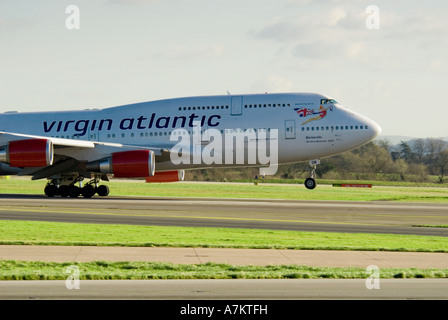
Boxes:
[304,159,320,190]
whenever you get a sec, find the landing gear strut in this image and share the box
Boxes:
[304,159,320,190]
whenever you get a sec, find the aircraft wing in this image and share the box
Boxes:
[0,131,172,179]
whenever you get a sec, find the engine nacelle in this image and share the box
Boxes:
[145,170,185,183]
[87,150,155,178]
[0,139,54,167]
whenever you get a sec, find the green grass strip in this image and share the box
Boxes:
[1,179,448,202]
[1,220,447,252]
[0,260,446,280]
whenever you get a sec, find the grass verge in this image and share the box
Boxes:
[1,220,448,252]
[1,260,447,280]
[2,178,448,202]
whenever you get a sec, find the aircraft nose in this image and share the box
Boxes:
[367,119,382,140]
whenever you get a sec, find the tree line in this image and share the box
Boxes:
[186,138,448,183]
[313,138,448,183]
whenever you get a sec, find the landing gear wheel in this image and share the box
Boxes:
[44,184,58,197]
[96,185,110,197]
[69,186,80,198]
[304,178,316,190]
[82,185,96,198]
[59,185,70,197]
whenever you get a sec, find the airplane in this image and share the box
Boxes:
[0,92,381,197]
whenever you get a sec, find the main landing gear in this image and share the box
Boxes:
[44,176,110,198]
[304,159,320,190]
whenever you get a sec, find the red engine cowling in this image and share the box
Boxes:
[0,139,54,167]
[87,150,155,178]
[112,150,155,178]
[145,170,185,183]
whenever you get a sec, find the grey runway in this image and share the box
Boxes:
[1,279,447,300]
[0,194,447,236]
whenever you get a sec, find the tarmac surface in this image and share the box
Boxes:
[0,194,447,236]
[2,279,448,300]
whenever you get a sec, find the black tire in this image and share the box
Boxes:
[59,185,70,197]
[81,185,96,198]
[44,185,58,197]
[96,185,110,197]
[304,178,316,190]
[69,186,80,198]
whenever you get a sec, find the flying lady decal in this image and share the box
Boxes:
[294,105,333,125]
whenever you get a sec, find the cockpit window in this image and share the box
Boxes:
[320,99,338,104]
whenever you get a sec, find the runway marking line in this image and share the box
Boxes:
[0,206,412,228]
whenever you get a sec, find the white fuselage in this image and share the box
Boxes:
[0,93,381,172]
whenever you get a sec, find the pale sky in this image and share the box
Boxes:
[0,0,447,138]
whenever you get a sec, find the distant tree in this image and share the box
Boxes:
[399,141,415,162]
[412,139,426,164]
[364,143,394,173]
[426,138,446,163]
[392,158,408,181]
[376,139,392,154]
[407,163,429,182]
[434,149,448,183]
[315,162,335,177]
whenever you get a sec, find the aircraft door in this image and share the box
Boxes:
[285,120,296,139]
[231,96,243,116]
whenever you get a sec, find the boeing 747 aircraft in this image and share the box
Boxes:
[0,93,381,197]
